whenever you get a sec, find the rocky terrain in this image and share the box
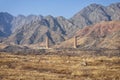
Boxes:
[4,15,77,45]
[0,2,120,80]
[71,3,120,28]
[0,3,119,47]
[0,12,13,38]
[58,21,120,49]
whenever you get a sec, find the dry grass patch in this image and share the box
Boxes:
[0,52,120,80]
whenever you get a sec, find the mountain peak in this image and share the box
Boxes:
[71,2,120,28]
[17,15,25,18]
[0,2,120,46]
[109,2,120,6]
[45,15,54,18]
[0,12,11,15]
[89,3,103,7]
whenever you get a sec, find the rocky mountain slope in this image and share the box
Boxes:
[57,21,120,49]
[5,15,77,45]
[0,12,13,37]
[0,2,120,47]
[71,3,120,28]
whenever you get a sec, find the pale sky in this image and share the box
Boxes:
[0,0,119,18]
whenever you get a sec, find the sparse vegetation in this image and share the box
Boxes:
[0,52,120,80]
[0,2,120,80]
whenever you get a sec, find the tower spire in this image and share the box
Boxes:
[74,36,77,48]
[46,37,49,49]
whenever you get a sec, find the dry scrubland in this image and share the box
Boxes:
[0,52,120,80]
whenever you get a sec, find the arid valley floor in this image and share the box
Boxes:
[0,1,120,80]
[0,49,120,80]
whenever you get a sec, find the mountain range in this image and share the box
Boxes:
[58,21,120,49]
[0,2,120,49]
